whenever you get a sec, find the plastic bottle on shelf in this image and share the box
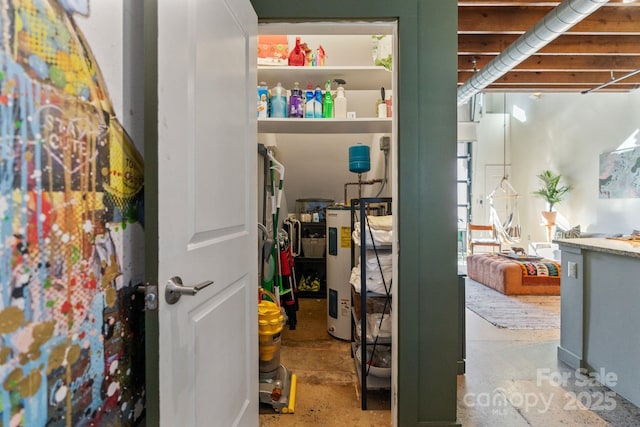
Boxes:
[257,82,269,118]
[314,85,324,118]
[271,82,287,118]
[305,83,316,118]
[322,80,333,119]
[377,87,387,118]
[289,82,304,118]
[334,85,347,119]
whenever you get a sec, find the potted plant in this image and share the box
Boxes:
[533,169,571,226]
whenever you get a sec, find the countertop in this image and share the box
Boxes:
[554,237,640,259]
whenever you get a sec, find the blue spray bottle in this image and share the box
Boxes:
[313,85,323,118]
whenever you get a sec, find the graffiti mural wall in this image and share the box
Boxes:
[0,0,145,425]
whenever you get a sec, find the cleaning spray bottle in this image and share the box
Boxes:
[322,80,333,118]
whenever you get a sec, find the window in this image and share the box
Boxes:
[457,141,472,259]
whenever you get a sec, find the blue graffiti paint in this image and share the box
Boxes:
[28,55,49,80]
[87,292,106,413]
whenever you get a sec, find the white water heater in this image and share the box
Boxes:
[326,206,352,340]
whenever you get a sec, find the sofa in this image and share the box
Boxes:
[466,253,561,295]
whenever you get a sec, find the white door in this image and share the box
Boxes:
[156,0,258,426]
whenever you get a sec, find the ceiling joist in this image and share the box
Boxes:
[459,34,640,56]
[459,6,640,34]
[459,55,640,72]
[458,0,640,95]
[458,70,640,85]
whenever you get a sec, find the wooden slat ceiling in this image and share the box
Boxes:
[458,0,640,93]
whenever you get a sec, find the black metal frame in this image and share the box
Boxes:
[350,197,392,410]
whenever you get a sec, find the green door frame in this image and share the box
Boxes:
[143,0,159,425]
[251,2,459,425]
[144,1,459,426]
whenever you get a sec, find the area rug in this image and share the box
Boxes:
[465,278,560,329]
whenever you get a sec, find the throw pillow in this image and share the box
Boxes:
[555,224,581,239]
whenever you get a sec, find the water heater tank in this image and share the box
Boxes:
[349,144,370,173]
[326,206,352,340]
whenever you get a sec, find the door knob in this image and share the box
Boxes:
[165,276,213,304]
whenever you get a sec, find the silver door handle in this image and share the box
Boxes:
[165,276,213,304]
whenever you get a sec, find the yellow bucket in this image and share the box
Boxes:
[258,292,284,372]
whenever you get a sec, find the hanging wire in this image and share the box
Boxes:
[502,92,507,180]
[488,92,522,245]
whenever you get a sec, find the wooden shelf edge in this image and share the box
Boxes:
[258,117,392,134]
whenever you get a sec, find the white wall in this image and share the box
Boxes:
[473,92,640,245]
[470,113,511,226]
[76,0,145,154]
[261,133,392,209]
[75,1,123,114]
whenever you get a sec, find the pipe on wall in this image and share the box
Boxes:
[457,0,610,106]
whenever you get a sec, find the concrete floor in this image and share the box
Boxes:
[260,296,640,426]
[259,298,390,427]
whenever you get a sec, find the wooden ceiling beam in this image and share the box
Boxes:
[458,70,640,84]
[459,34,640,55]
[457,1,640,94]
[459,85,640,93]
[459,6,640,34]
[459,54,640,71]
[458,0,638,6]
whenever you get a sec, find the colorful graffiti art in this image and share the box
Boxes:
[0,0,145,426]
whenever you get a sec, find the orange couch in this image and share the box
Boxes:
[466,254,560,295]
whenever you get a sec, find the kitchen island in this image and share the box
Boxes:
[556,237,640,407]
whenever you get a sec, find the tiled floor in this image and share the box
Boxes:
[259,296,640,426]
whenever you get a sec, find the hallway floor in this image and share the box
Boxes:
[259,297,640,426]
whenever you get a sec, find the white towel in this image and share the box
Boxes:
[349,264,392,295]
[366,215,392,231]
[364,251,392,269]
[352,224,393,246]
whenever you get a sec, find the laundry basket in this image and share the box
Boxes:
[301,237,326,258]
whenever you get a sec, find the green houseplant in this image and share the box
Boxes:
[533,169,571,242]
[533,170,571,212]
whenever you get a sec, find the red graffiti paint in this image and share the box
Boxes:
[60,300,72,314]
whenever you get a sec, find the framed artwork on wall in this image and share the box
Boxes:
[599,146,640,199]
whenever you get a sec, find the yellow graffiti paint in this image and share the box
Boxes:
[101,255,121,288]
[0,307,25,334]
[46,344,67,375]
[3,367,24,392]
[104,119,144,200]
[18,369,42,398]
[66,344,81,366]
[16,321,57,363]
[105,286,116,308]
